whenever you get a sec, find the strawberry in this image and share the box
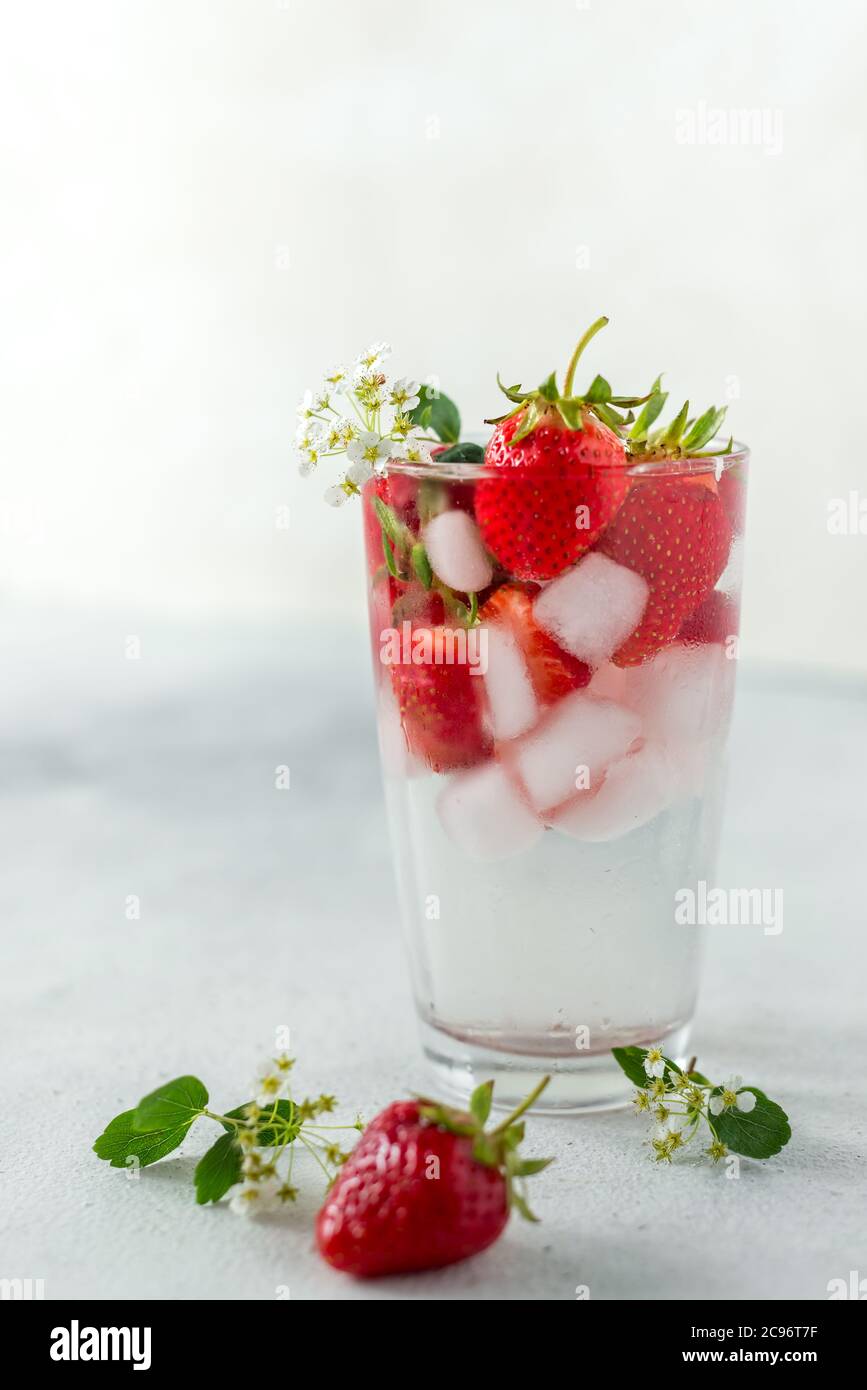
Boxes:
[679,589,740,646]
[472,318,654,582]
[390,626,491,771]
[481,583,591,702]
[475,410,628,581]
[599,478,733,666]
[316,1078,552,1278]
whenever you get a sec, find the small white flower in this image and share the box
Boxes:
[347,430,391,475]
[324,483,349,507]
[324,364,350,393]
[403,436,433,465]
[643,1046,667,1079]
[346,458,374,487]
[313,387,333,413]
[295,418,326,449]
[295,389,320,423]
[353,372,388,411]
[255,1066,284,1107]
[709,1075,756,1115]
[389,377,421,412]
[355,341,392,374]
[230,1180,279,1218]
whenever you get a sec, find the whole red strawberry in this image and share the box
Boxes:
[476,410,628,581]
[316,1079,551,1278]
[599,478,733,665]
[473,318,648,582]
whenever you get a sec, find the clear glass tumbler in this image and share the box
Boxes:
[362,444,748,1111]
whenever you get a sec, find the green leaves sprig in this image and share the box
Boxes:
[627,380,732,459]
[613,1046,791,1165]
[93,1061,361,1213]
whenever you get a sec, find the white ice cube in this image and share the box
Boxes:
[481,623,538,741]
[533,552,649,667]
[551,741,677,842]
[436,762,542,861]
[423,510,493,593]
[629,642,735,744]
[587,661,631,703]
[508,691,642,813]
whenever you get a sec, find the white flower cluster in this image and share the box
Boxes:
[633,1046,756,1165]
[294,342,435,506]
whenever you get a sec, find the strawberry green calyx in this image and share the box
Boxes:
[485,316,654,444]
[418,1075,553,1221]
[628,388,733,460]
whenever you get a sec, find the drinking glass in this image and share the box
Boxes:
[362,445,748,1110]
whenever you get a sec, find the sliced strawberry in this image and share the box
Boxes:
[474,410,628,582]
[598,478,733,666]
[390,626,491,772]
[481,584,591,703]
[679,589,740,646]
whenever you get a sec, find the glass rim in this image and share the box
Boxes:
[384,437,749,482]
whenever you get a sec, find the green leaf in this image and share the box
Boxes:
[470,1081,493,1126]
[510,401,539,445]
[687,1070,711,1086]
[133,1076,208,1134]
[511,1156,554,1177]
[495,373,530,404]
[411,387,460,443]
[381,530,399,578]
[435,441,485,463]
[682,405,727,452]
[629,381,668,441]
[662,400,690,446]
[556,397,586,430]
[195,1132,242,1205]
[411,543,433,589]
[592,401,627,430]
[466,591,478,625]
[471,1135,498,1166]
[709,1088,791,1160]
[537,371,559,402]
[511,1191,540,1223]
[223,1099,301,1148]
[93,1108,192,1170]
[611,1046,650,1089]
[585,374,611,404]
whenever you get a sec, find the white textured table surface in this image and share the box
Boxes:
[2,609,865,1301]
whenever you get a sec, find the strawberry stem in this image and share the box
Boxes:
[563,316,609,396]
[490,1075,551,1134]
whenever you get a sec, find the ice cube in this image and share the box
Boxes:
[423,510,493,593]
[533,552,649,666]
[436,762,542,861]
[629,641,735,744]
[481,623,538,741]
[551,741,677,842]
[587,660,631,703]
[508,691,642,813]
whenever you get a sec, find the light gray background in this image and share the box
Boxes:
[2,0,866,1302]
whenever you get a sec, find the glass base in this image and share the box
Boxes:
[419,1019,693,1114]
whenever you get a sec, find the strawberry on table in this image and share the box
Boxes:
[316,1078,552,1278]
[598,477,733,666]
[481,583,591,703]
[474,318,646,581]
